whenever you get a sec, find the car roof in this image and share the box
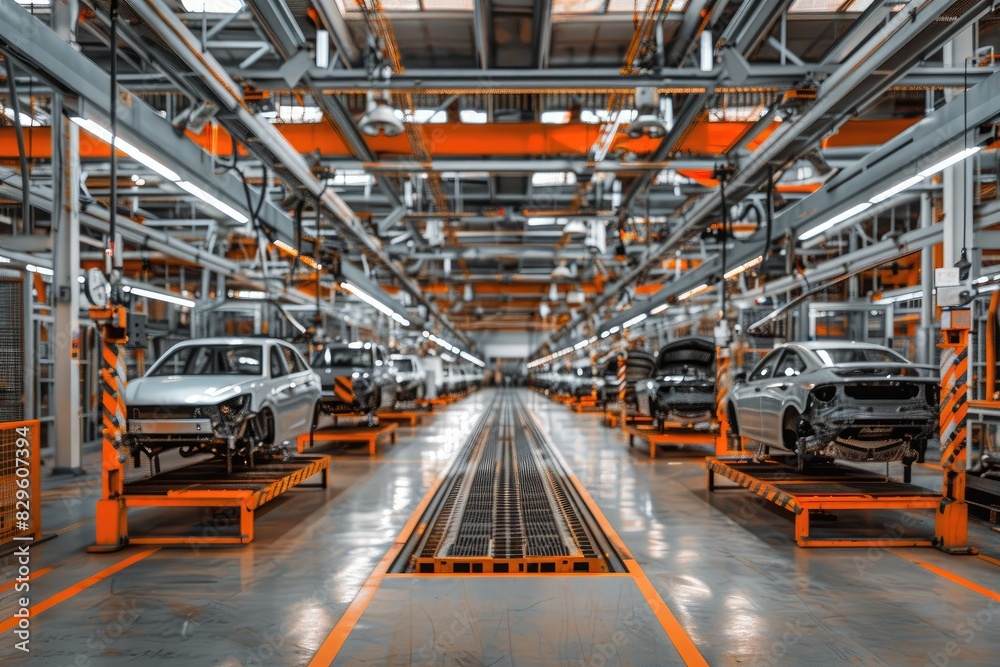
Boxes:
[167,337,273,347]
[792,340,893,351]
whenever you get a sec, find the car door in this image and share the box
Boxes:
[758,350,807,440]
[733,349,782,441]
[280,343,315,431]
[268,344,294,436]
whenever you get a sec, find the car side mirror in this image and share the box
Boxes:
[734,372,747,383]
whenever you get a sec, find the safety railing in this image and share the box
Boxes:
[0,420,42,549]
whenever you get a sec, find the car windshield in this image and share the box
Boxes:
[313,346,372,368]
[150,345,263,376]
[814,347,909,366]
[395,359,414,372]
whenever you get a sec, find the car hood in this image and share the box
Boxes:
[126,375,262,406]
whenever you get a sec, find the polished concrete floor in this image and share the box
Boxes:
[2,387,1000,666]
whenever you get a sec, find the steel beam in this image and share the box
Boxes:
[551,66,1000,352]
[544,0,992,351]
[719,0,794,56]
[243,0,306,61]
[311,0,360,66]
[473,0,492,70]
[533,0,553,69]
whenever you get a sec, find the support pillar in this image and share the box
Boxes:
[917,193,937,366]
[936,311,975,554]
[942,27,975,273]
[50,89,83,475]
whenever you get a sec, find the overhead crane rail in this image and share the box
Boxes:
[392,391,625,574]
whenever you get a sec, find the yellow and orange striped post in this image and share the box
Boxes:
[935,309,973,553]
[88,304,130,552]
[715,344,733,455]
[617,335,627,429]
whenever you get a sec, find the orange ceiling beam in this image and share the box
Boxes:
[0,117,927,163]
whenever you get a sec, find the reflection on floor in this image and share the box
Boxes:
[1,388,999,666]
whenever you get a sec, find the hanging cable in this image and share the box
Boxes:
[3,53,30,235]
[108,0,119,269]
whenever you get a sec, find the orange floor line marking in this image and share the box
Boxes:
[977,554,1000,569]
[565,471,709,667]
[55,519,94,535]
[894,552,1000,603]
[0,567,54,593]
[307,467,450,666]
[0,548,158,633]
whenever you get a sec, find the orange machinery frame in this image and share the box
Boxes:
[1,419,42,550]
[87,305,330,550]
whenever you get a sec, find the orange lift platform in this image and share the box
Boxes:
[299,422,399,457]
[625,424,726,459]
[376,410,422,426]
[705,456,942,547]
[704,315,978,552]
[117,455,330,546]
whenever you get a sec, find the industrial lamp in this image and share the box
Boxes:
[359,90,404,137]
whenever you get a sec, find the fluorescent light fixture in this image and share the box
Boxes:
[459,110,488,124]
[315,30,330,69]
[531,172,577,187]
[678,283,710,301]
[869,175,924,204]
[918,146,982,179]
[14,0,51,5]
[176,181,249,223]
[2,108,41,127]
[25,264,53,276]
[459,351,486,367]
[123,285,195,308]
[699,30,714,72]
[71,117,181,182]
[527,217,563,226]
[0,256,10,263]
[608,326,620,334]
[541,110,571,124]
[422,330,431,338]
[180,0,243,12]
[600,330,611,338]
[873,290,924,304]
[723,255,763,280]
[574,340,589,350]
[341,281,410,326]
[798,202,873,241]
[274,105,323,124]
[650,303,669,315]
[229,289,267,299]
[623,313,647,329]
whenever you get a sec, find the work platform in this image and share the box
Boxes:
[112,455,329,546]
[376,410,422,426]
[706,456,942,547]
[299,422,399,456]
[604,412,652,428]
[624,423,723,458]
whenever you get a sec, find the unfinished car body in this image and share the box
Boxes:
[125,338,321,472]
[597,351,656,410]
[312,341,398,426]
[728,341,938,470]
[636,337,716,426]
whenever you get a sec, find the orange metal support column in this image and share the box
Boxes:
[87,305,130,553]
[935,310,976,554]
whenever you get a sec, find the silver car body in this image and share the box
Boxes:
[125,337,320,453]
[391,353,427,401]
[728,341,938,463]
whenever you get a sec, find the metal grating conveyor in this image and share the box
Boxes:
[395,390,625,574]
